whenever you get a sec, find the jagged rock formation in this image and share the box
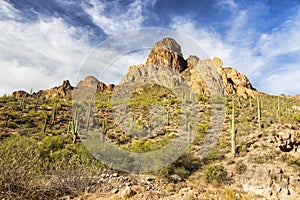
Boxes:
[212,57,256,98]
[120,64,186,89]
[268,123,300,155]
[76,76,115,93]
[12,76,115,100]
[146,38,188,73]
[223,67,255,98]
[182,55,225,96]
[130,37,256,98]
[34,80,74,100]
[294,94,300,99]
[12,90,29,98]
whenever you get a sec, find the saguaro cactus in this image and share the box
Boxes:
[257,95,262,129]
[231,98,236,156]
[34,96,39,111]
[20,95,26,110]
[86,100,93,133]
[42,116,48,134]
[188,122,192,146]
[100,117,109,141]
[277,96,281,122]
[51,100,58,125]
[5,114,9,127]
[72,106,80,143]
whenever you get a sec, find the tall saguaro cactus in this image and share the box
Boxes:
[86,100,93,133]
[277,96,281,122]
[257,95,262,129]
[42,116,48,134]
[72,106,80,143]
[231,98,236,156]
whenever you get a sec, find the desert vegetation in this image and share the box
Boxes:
[1,84,300,199]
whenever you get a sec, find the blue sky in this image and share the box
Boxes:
[0,0,300,95]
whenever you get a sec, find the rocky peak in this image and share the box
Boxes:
[223,68,253,89]
[76,76,115,94]
[61,80,72,91]
[76,76,100,89]
[34,80,74,100]
[129,38,257,98]
[294,94,300,99]
[12,90,29,98]
[152,37,182,56]
[145,38,187,73]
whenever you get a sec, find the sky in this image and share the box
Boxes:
[0,0,300,96]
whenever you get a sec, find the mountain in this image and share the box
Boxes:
[123,37,256,98]
[12,37,256,100]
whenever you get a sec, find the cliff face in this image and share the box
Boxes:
[146,38,188,73]
[135,37,256,98]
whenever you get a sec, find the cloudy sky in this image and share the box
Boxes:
[0,0,300,96]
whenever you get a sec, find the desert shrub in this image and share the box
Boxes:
[235,161,247,174]
[193,123,209,145]
[219,133,230,148]
[131,140,151,153]
[0,136,45,199]
[200,148,225,165]
[155,152,200,180]
[280,154,300,172]
[40,136,64,153]
[204,164,227,185]
[0,135,104,199]
[293,114,300,122]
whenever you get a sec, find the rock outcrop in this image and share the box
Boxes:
[12,90,30,98]
[146,38,188,73]
[182,55,224,96]
[133,37,257,98]
[223,67,256,98]
[77,76,115,94]
[268,123,300,155]
[294,94,300,99]
[35,80,74,100]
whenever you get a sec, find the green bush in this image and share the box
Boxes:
[0,135,103,199]
[204,164,227,184]
[0,136,43,199]
[293,114,300,122]
[131,140,151,153]
[155,152,200,180]
[235,161,247,174]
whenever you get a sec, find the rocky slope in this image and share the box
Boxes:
[123,37,256,98]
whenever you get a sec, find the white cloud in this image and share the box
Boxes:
[216,0,238,12]
[259,68,300,95]
[84,0,147,35]
[0,10,94,95]
[256,9,300,59]
[170,17,233,60]
[170,7,300,95]
[0,0,159,95]
[0,0,21,20]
